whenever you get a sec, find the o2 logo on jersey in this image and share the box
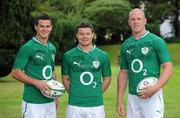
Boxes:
[80,71,97,88]
[131,59,143,73]
[42,65,52,80]
[131,59,147,76]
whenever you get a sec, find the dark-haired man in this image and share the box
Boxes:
[62,22,112,118]
[11,13,58,118]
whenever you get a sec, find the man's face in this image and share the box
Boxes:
[76,28,94,46]
[128,10,147,34]
[35,19,52,40]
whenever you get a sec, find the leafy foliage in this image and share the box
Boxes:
[0,0,179,77]
[0,0,34,48]
[0,0,34,77]
[84,0,131,44]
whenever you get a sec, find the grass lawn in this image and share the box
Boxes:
[0,43,180,118]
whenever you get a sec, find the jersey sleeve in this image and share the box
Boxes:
[13,45,32,70]
[153,38,171,64]
[61,53,70,76]
[120,44,128,70]
[102,52,111,77]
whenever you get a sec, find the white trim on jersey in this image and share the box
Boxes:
[33,37,48,46]
[77,45,96,53]
[141,31,149,39]
[131,31,149,40]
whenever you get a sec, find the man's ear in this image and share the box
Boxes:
[34,25,37,31]
[128,19,130,26]
[144,18,147,25]
[92,32,94,36]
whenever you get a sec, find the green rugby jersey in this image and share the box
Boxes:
[120,31,171,95]
[13,37,56,103]
[62,45,111,107]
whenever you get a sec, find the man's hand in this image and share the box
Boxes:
[117,102,126,117]
[34,80,50,92]
[138,85,158,99]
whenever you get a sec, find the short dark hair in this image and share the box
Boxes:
[76,22,94,33]
[34,12,53,25]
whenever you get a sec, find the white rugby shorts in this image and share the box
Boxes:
[66,105,105,118]
[22,100,56,118]
[127,89,164,118]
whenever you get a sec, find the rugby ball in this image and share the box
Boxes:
[41,80,65,98]
[137,77,158,93]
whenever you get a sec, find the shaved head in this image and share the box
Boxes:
[128,8,147,38]
[129,8,146,19]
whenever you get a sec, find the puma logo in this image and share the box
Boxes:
[126,50,131,54]
[73,61,81,67]
[36,55,43,61]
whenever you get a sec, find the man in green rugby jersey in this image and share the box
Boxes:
[61,22,112,118]
[11,13,58,118]
[117,8,173,118]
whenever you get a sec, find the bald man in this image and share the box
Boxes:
[117,8,172,118]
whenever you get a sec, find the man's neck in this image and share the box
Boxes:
[36,35,48,45]
[133,30,147,40]
[78,44,93,52]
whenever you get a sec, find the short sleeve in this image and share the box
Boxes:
[102,52,111,77]
[153,38,171,64]
[61,53,70,76]
[13,45,32,70]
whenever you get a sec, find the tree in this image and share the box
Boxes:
[171,0,180,37]
[0,0,34,48]
[0,0,34,77]
[84,0,131,44]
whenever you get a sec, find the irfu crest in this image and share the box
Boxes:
[93,61,100,69]
[142,47,148,55]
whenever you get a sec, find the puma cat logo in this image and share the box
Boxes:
[126,50,131,54]
[73,61,81,67]
[36,55,43,61]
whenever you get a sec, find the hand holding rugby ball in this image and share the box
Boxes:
[137,77,158,93]
[41,80,65,98]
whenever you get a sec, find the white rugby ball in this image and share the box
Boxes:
[41,80,65,98]
[137,77,158,93]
